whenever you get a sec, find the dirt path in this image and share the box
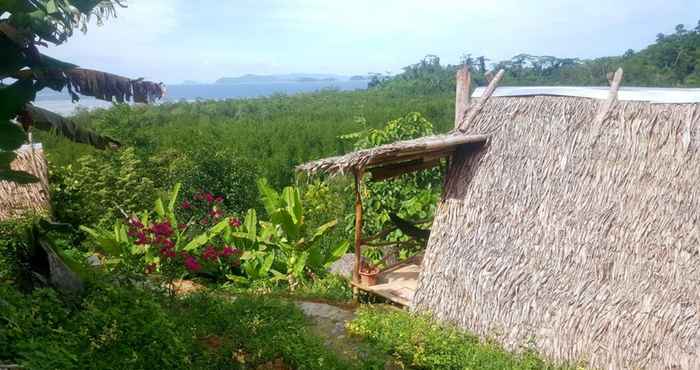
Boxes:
[295,301,393,368]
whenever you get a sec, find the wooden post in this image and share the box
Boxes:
[457,69,505,133]
[352,168,364,288]
[454,66,471,129]
[593,68,623,125]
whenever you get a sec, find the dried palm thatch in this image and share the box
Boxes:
[413,95,700,369]
[0,144,50,221]
[296,133,488,176]
[65,68,165,104]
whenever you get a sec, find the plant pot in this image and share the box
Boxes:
[359,270,379,286]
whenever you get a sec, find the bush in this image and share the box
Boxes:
[50,147,158,229]
[0,282,354,369]
[0,217,34,284]
[347,306,560,370]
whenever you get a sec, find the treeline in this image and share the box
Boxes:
[371,20,700,93]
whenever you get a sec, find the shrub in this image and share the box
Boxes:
[50,147,158,229]
[0,218,33,284]
[0,282,354,369]
[347,306,560,370]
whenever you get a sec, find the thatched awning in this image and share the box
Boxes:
[0,144,51,221]
[296,133,488,177]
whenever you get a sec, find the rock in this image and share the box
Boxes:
[327,253,356,279]
[39,238,83,294]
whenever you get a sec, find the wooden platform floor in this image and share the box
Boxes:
[352,255,422,307]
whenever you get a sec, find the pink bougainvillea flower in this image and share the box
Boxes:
[181,200,192,210]
[204,193,215,203]
[214,196,224,203]
[135,231,151,245]
[127,217,144,229]
[145,263,157,274]
[209,208,224,219]
[220,246,239,257]
[151,221,174,238]
[160,239,175,249]
[160,246,177,258]
[228,218,241,228]
[184,254,202,272]
[202,245,219,261]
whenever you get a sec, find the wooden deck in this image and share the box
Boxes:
[351,255,422,307]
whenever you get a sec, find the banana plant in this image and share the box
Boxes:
[256,179,349,286]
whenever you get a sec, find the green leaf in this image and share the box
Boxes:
[183,218,230,251]
[307,219,338,246]
[324,241,350,268]
[0,169,39,183]
[283,186,303,224]
[28,105,120,149]
[270,209,299,241]
[257,178,281,215]
[244,209,257,240]
[260,251,275,276]
[154,198,165,218]
[291,252,308,277]
[168,183,182,213]
[0,151,17,169]
[0,78,35,121]
[0,121,25,152]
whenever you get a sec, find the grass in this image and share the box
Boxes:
[347,305,568,370]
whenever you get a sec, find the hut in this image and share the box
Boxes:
[0,143,51,221]
[298,67,700,369]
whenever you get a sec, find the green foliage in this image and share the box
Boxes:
[347,306,563,370]
[342,112,442,262]
[0,217,35,284]
[0,282,353,369]
[50,147,158,228]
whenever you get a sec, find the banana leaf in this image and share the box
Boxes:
[26,104,121,149]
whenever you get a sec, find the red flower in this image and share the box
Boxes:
[178,223,187,230]
[228,217,241,228]
[214,196,224,203]
[184,254,202,272]
[135,232,151,245]
[160,246,177,258]
[181,200,192,209]
[205,193,215,203]
[151,221,173,238]
[220,246,239,257]
[160,239,175,249]
[209,208,224,219]
[202,245,219,261]
[127,216,144,229]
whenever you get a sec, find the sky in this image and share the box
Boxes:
[44,0,700,84]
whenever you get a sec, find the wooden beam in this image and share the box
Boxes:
[364,134,488,167]
[593,68,623,126]
[457,69,505,133]
[370,158,443,181]
[352,168,364,285]
[454,66,471,129]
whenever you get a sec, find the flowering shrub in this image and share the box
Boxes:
[81,184,242,293]
[82,181,348,290]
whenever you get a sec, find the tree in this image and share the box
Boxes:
[1,1,164,182]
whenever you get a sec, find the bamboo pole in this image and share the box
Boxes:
[352,168,364,286]
[457,69,505,132]
[455,66,471,129]
[593,68,623,125]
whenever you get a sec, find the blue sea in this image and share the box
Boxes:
[34,80,369,116]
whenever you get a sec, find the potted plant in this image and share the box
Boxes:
[359,260,381,286]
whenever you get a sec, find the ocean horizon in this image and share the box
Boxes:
[34,79,369,116]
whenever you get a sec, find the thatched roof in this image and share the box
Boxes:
[413,94,700,369]
[0,144,50,221]
[296,133,488,176]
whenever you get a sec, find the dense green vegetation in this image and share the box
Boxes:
[347,307,566,370]
[5,3,700,368]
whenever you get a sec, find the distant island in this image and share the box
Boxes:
[216,73,347,84]
[350,75,369,80]
[181,80,202,85]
